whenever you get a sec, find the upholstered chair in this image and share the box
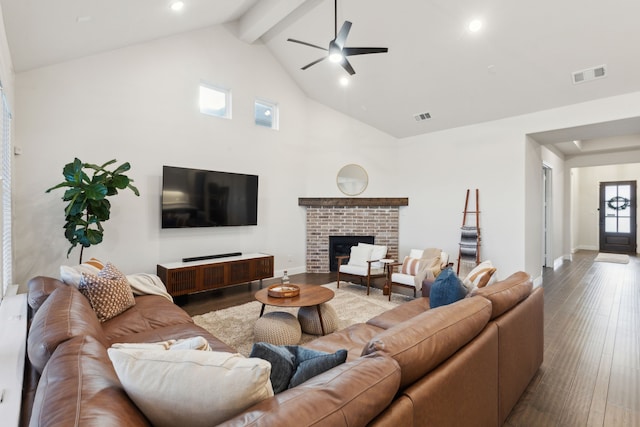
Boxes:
[336,243,388,295]
[386,248,449,300]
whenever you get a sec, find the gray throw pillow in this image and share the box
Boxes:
[249,342,347,393]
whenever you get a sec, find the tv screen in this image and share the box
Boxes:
[162,166,258,228]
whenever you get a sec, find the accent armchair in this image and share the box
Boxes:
[336,243,388,295]
[386,248,449,300]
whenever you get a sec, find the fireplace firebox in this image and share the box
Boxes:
[329,235,374,272]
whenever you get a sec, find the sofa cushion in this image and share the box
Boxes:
[101,294,194,342]
[218,352,401,427]
[30,335,150,427]
[362,297,492,389]
[367,297,431,329]
[108,348,274,427]
[429,268,467,308]
[303,323,384,361]
[472,271,533,319]
[116,323,236,353]
[79,262,136,322]
[28,286,108,373]
[249,343,348,393]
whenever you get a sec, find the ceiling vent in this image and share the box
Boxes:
[572,64,607,84]
[414,112,431,121]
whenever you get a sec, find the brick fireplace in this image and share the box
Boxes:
[299,198,408,273]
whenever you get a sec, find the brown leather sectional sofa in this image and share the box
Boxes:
[22,271,542,427]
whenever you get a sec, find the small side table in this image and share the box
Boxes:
[379,259,395,296]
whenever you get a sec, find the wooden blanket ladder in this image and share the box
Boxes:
[457,189,481,275]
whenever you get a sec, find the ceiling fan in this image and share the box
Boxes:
[287,0,388,75]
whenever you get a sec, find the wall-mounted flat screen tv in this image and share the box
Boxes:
[162,165,258,228]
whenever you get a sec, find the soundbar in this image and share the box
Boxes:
[182,252,242,262]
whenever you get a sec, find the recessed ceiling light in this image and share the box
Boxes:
[171,1,185,12]
[339,77,349,86]
[468,19,482,32]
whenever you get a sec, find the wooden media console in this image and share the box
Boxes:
[157,253,274,297]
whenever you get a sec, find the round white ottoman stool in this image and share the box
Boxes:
[297,303,339,335]
[253,311,302,345]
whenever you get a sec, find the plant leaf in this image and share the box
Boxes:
[113,162,131,175]
[111,174,130,189]
[84,183,108,200]
[85,229,103,245]
[128,183,140,196]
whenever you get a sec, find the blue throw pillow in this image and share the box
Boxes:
[249,342,296,393]
[288,346,347,388]
[429,268,467,308]
[249,342,347,393]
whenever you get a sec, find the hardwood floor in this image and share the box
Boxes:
[179,251,639,426]
[506,251,639,427]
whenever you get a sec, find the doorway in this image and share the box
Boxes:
[599,180,637,253]
[542,165,552,267]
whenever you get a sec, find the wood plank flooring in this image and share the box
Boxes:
[506,251,639,426]
[179,251,639,426]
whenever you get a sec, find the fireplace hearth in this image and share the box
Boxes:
[329,235,374,271]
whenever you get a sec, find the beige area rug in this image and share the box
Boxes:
[594,253,630,264]
[192,282,413,356]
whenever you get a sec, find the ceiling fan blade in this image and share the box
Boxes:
[301,56,327,70]
[287,38,328,52]
[334,21,352,49]
[340,57,356,75]
[342,47,389,56]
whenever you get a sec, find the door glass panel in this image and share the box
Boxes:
[619,185,630,199]
[619,218,631,233]
[605,217,617,232]
[605,185,618,217]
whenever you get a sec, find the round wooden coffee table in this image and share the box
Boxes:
[255,284,335,335]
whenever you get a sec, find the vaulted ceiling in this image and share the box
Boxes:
[2,0,640,152]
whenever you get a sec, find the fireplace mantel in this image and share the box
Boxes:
[298,197,408,207]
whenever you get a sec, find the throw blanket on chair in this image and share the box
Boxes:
[413,248,442,290]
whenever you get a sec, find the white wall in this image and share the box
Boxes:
[12,25,397,286]
[0,3,13,103]
[11,18,640,287]
[396,91,640,283]
[572,162,640,252]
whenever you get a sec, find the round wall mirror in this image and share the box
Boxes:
[337,164,368,196]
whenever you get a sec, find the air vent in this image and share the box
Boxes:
[572,64,607,84]
[414,112,431,121]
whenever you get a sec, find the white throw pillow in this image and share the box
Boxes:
[60,258,105,287]
[108,349,274,427]
[462,260,497,292]
[111,336,212,352]
[409,249,424,259]
[347,245,373,267]
[358,243,388,261]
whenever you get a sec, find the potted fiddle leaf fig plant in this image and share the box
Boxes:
[46,158,140,262]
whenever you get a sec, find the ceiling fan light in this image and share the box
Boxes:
[329,52,343,63]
